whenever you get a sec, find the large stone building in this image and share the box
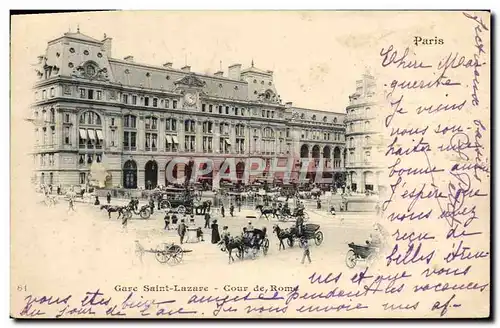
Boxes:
[30,30,347,189]
[344,73,385,193]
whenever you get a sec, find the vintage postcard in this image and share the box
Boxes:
[10,10,491,319]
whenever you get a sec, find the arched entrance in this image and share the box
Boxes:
[312,145,321,159]
[145,160,158,190]
[334,147,341,168]
[123,160,137,189]
[300,144,309,158]
[322,146,332,182]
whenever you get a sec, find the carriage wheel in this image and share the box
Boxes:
[161,200,171,211]
[287,238,294,247]
[345,250,357,268]
[155,243,170,264]
[140,208,151,219]
[262,238,270,255]
[177,205,186,215]
[167,245,183,265]
[314,231,324,246]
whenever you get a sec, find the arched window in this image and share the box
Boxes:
[42,109,47,123]
[333,117,337,123]
[203,121,213,134]
[300,113,305,119]
[185,119,196,133]
[349,137,354,148]
[79,111,102,126]
[165,118,177,131]
[123,114,136,128]
[312,115,316,121]
[365,136,371,145]
[323,116,327,122]
[144,116,158,130]
[123,160,137,189]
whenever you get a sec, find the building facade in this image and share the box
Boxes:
[344,73,385,193]
[30,30,347,190]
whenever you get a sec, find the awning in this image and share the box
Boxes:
[87,129,96,141]
[79,129,87,140]
[166,135,172,144]
[225,139,231,145]
[95,130,104,141]
[172,136,179,144]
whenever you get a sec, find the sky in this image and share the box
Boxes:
[10,11,388,114]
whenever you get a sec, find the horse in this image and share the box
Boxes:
[100,205,127,219]
[222,235,244,264]
[255,205,277,220]
[272,225,294,250]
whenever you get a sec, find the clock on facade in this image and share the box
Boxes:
[184,93,197,106]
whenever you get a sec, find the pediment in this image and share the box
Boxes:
[174,74,205,88]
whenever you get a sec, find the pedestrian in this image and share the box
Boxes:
[300,236,312,264]
[317,198,322,209]
[68,197,75,213]
[178,219,187,244]
[94,196,100,206]
[221,204,225,218]
[122,215,129,232]
[57,184,61,195]
[197,227,204,242]
[229,203,234,217]
[204,212,211,229]
[164,211,171,230]
[211,220,221,244]
[171,214,179,230]
[106,191,111,204]
[238,200,241,213]
[149,197,155,215]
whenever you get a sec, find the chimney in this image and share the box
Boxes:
[102,37,112,57]
[163,62,173,68]
[228,64,242,80]
[181,65,191,72]
[124,55,134,62]
[214,71,224,77]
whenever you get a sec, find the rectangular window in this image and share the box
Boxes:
[79,173,86,184]
[202,104,206,112]
[153,98,158,107]
[50,88,55,97]
[209,104,213,112]
[219,106,222,114]
[165,99,169,108]
[130,132,136,149]
[42,90,47,99]
[88,90,94,100]
[132,95,137,105]
[173,100,177,109]
[225,106,229,114]
[111,118,115,126]
[144,97,150,106]
[64,127,70,145]
[96,91,102,100]
[79,89,85,99]
[111,130,116,146]
[64,114,70,123]
[123,131,129,149]
[235,107,239,115]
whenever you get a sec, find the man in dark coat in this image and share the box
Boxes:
[178,219,187,244]
[204,213,211,229]
[229,204,234,217]
[106,192,111,204]
[148,197,155,215]
[221,204,225,218]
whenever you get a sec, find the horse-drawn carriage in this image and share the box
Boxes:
[345,243,379,268]
[273,223,323,249]
[221,228,270,263]
[135,241,192,265]
[156,187,201,214]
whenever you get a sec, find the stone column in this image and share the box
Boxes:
[357,172,364,193]
[158,118,164,152]
[178,117,185,152]
[196,121,203,153]
[214,121,220,153]
[138,114,145,151]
